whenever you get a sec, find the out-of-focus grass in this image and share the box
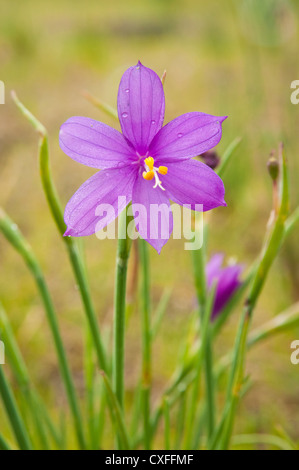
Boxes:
[0,0,299,448]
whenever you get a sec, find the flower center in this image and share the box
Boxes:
[142,157,168,191]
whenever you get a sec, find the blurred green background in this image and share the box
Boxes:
[1,0,299,448]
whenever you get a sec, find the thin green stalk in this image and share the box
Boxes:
[191,404,207,449]
[215,143,289,450]
[0,209,86,449]
[151,288,172,339]
[82,90,119,120]
[174,389,187,449]
[232,434,295,451]
[12,92,108,375]
[84,325,97,449]
[184,284,215,449]
[97,379,107,448]
[101,371,131,450]
[204,330,215,440]
[218,311,250,450]
[163,397,171,450]
[129,381,142,437]
[217,137,242,178]
[0,366,32,450]
[112,209,132,439]
[191,237,206,315]
[32,390,63,448]
[134,372,196,449]
[190,226,215,442]
[0,302,52,449]
[139,238,152,449]
[142,294,299,450]
[284,206,299,238]
[248,301,299,347]
[0,433,11,450]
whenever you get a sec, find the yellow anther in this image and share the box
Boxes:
[144,156,154,170]
[143,170,154,181]
[158,166,168,175]
[142,157,167,190]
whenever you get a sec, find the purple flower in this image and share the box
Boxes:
[59,62,227,253]
[206,253,243,320]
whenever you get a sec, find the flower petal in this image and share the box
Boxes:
[212,265,243,319]
[149,112,227,164]
[117,62,165,154]
[206,253,224,287]
[132,171,173,254]
[160,159,226,211]
[59,117,135,169]
[64,166,136,236]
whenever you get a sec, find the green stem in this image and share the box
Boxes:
[217,137,242,178]
[215,143,289,450]
[0,433,11,450]
[0,209,86,449]
[12,92,108,375]
[112,210,132,418]
[163,397,171,450]
[174,388,187,449]
[0,366,32,450]
[101,371,131,450]
[84,324,97,449]
[190,227,215,442]
[0,301,53,449]
[204,330,215,440]
[139,238,152,449]
[82,90,119,120]
[231,434,295,451]
[284,206,299,238]
[184,284,215,449]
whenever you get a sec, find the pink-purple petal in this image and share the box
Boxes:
[160,159,226,211]
[59,117,135,169]
[206,253,224,284]
[132,171,173,254]
[117,62,165,154]
[149,112,227,164]
[64,166,136,237]
[205,254,243,320]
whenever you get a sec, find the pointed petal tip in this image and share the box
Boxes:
[64,227,74,237]
[220,116,228,123]
[147,240,164,255]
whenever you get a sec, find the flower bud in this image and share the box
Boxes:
[267,155,279,181]
[200,150,220,170]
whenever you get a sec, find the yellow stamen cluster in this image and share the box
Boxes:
[143,170,154,181]
[158,166,168,175]
[144,156,154,170]
[142,157,168,190]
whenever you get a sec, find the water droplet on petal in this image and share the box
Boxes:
[177,133,183,138]
[125,89,129,93]
[122,112,128,118]
[151,120,156,125]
